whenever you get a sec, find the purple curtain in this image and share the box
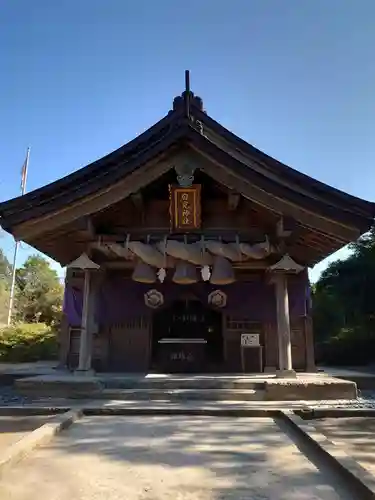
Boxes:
[63,286,83,326]
[63,274,308,326]
[288,274,308,318]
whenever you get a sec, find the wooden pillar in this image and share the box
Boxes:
[77,269,92,372]
[274,273,295,377]
[67,253,100,374]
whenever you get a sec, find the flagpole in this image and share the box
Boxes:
[6,147,30,326]
[21,147,30,196]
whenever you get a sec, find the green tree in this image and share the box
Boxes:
[0,248,12,324]
[0,248,12,284]
[313,227,375,364]
[15,255,63,325]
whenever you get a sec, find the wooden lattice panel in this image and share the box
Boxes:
[109,317,151,372]
[291,319,307,370]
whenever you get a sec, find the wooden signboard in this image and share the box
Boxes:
[169,184,201,232]
[240,334,262,372]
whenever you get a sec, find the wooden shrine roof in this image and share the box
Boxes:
[0,79,374,266]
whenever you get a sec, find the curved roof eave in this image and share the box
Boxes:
[194,108,375,218]
[0,107,182,214]
[0,123,191,229]
[0,96,374,234]
[186,128,374,232]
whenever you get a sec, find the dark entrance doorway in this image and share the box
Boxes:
[152,299,223,372]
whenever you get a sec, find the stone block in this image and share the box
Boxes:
[264,377,357,401]
[15,375,103,399]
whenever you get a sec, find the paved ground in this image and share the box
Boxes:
[0,361,57,374]
[0,415,51,450]
[0,415,359,500]
[315,416,375,476]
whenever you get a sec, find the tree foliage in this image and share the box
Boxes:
[0,248,64,326]
[0,249,12,325]
[0,248,12,283]
[313,227,375,365]
[14,255,64,325]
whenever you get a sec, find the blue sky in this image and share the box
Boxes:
[1,1,374,282]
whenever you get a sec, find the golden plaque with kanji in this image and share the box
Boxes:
[169,184,201,231]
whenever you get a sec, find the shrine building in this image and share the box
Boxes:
[1,73,374,376]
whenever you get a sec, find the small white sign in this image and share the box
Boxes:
[241,333,260,347]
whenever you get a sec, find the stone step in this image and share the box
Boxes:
[102,377,265,391]
[98,388,265,402]
[14,374,358,402]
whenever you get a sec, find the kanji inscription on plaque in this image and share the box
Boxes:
[169,184,201,231]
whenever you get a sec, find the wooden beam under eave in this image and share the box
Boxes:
[75,216,96,240]
[95,227,269,242]
[228,192,240,211]
[102,259,270,271]
[276,216,298,239]
[274,216,303,253]
[130,192,144,212]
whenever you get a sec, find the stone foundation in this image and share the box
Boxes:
[15,373,358,402]
[15,375,103,399]
[264,378,357,401]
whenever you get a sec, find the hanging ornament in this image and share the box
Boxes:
[201,265,211,282]
[157,268,167,283]
[172,261,198,284]
[157,235,168,283]
[210,256,235,285]
[208,290,227,308]
[144,289,164,309]
[132,261,156,283]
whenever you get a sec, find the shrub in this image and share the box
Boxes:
[315,325,375,366]
[0,323,58,362]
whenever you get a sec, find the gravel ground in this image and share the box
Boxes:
[308,390,375,409]
[0,386,32,406]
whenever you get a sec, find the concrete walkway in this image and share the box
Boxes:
[0,415,358,499]
[0,415,51,451]
[315,416,375,476]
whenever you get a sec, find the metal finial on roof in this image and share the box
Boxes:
[184,70,191,118]
[172,71,204,113]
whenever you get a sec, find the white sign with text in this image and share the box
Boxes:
[241,333,260,347]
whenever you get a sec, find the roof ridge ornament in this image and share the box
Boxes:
[184,70,191,119]
[172,70,204,113]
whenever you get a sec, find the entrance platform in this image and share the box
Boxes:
[319,366,375,390]
[14,372,357,402]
